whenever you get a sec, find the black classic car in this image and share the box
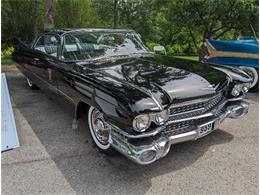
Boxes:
[12,28,252,165]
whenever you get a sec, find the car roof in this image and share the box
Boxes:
[47,28,135,36]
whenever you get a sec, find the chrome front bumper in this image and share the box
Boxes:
[108,100,249,165]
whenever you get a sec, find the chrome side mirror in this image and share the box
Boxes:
[153,45,166,55]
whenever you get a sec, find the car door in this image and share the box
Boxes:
[30,34,60,96]
[53,34,91,108]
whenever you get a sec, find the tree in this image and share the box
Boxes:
[1,0,258,55]
[34,0,41,38]
[113,0,119,28]
[166,0,259,52]
[55,0,100,28]
[2,0,44,46]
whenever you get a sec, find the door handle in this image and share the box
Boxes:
[33,58,40,61]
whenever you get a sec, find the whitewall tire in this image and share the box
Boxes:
[87,106,114,153]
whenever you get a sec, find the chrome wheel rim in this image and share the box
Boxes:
[90,109,110,145]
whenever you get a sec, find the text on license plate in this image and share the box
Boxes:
[199,122,214,137]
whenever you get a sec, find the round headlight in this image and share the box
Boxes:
[231,84,243,96]
[155,110,168,124]
[133,114,151,132]
[231,87,240,96]
[242,83,251,93]
[231,83,250,96]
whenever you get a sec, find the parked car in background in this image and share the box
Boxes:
[203,38,259,91]
[12,28,251,165]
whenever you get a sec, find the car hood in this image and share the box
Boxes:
[78,56,228,113]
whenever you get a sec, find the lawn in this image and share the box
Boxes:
[2,58,14,65]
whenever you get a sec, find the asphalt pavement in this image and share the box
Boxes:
[2,70,259,195]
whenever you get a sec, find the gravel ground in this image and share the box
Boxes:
[2,71,259,195]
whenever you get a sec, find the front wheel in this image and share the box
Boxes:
[239,66,258,92]
[87,106,114,154]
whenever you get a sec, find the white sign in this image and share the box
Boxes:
[1,73,20,152]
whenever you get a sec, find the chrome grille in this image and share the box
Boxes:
[168,93,223,121]
[163,93,225,136]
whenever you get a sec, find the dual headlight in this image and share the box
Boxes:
[231,83,251,96]
[133,110,169,132]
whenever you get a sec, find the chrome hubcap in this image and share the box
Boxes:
[91,109,110,145]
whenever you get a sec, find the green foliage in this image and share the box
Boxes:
[166,0,259,51]
[1,47,14,59]
[2,0,44,47]
[1,0,258,54]
[1,47,14,65]
[1,58,14,65]
[55,0,100,28]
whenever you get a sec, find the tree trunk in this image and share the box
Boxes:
[188,28,199,51]
[44,0,55,31]
[113,0,119,28]
[34,0,40,39]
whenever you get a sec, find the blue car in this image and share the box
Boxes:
[203,38,259,91]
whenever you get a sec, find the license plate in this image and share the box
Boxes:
[198,122,214,137]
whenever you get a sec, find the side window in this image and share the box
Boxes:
[34,35,58,57]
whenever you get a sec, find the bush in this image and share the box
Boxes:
[1,47,14,59]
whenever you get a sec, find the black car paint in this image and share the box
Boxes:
[12,30,251,135]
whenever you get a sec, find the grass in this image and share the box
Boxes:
[2,57,14,65]
[173,55,199,61]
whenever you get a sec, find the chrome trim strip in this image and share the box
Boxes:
[148,90,163,110]
[108,122,167,139]
[167,112,214,124]
[169,107,205,117]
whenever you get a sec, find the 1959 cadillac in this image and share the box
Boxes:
[12,28,252,165]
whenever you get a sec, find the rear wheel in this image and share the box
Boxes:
[87,106,114,154]
[26,77,38,89]
[239,66,258,92]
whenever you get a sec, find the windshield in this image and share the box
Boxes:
[61,31,150,61]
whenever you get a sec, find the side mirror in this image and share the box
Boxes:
[50,36,58,44]
[153,45,166,55]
